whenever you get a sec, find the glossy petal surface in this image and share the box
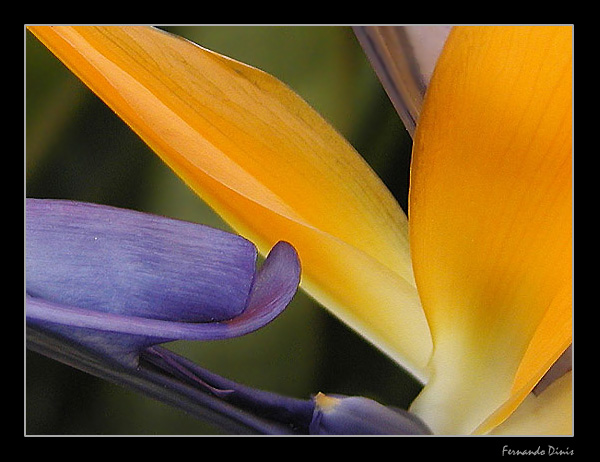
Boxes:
[408,26,572,434]
[28,26,432,379]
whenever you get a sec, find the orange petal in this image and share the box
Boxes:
[408,26,572,433]
[27,26,433,379]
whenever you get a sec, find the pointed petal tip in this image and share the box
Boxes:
[228,240,301,333]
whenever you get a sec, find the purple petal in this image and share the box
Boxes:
[26,199,301,359]
[27,327,311,434]
[26,243,300,342]
[309,393,432,435]
[142,345,314,431]
[26,199,256,322]
[222,241,301,338]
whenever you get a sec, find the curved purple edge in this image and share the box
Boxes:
[26,241,301,357]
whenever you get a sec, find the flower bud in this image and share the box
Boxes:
[309,392,432,435]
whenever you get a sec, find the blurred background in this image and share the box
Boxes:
[25,25,421,435]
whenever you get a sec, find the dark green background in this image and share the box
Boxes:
[25,25,422,435]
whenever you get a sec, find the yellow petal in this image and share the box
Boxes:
[27,26,432,380]
[489,371,573,435]
[408,26,572,433]
[475,287,572,434]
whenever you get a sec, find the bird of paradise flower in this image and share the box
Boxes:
[26,25,572,435]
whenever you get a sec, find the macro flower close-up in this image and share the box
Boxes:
[25,25,573,438]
